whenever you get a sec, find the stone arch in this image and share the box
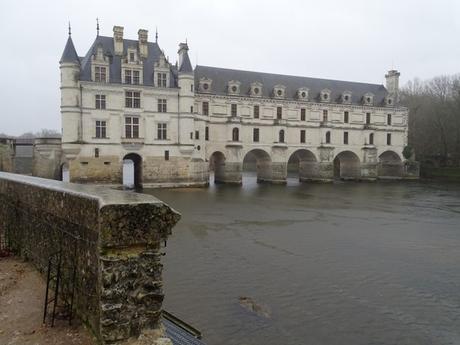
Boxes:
[378,150,403,178]
[333,150,361,180]
[209,151,226,184]
[60,162,70,182]
[287,149,317,181]
[243,148,272,183]
[123,153,142,188]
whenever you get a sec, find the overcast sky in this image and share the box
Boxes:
[1,0,459,136]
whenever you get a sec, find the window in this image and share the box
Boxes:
[190,106,194,113]
[125,70,140,84]
[387,114,392,125]
[325,131,331,144]
[344,131,349,145]
[203,102,209,116]
[125,117,139,138]
[158,99,167,113]
[344,111,349,123]
[205,126,209,141]
[95,66,106,82]
[253,128,259,142]
[277,107,282,119]
[254,105,260,118]
[279,129,285,143]
[369,133,374,145]
[157,123,167,140]
[323,110,328,122]
[157,73,167,87]
[387,133,392,145]
[164,150,169,160]
[133,70,140,85]
[190,132,193,139]
[95,120,106,138]
[195,130,199,140]
[300,130,306,143]
[129,52,135,62]
[95,95,106,109]
[231,104,237,117]
[232,127,239,141]
[366,112,371,124]
[94,148,99,158]
[125,91,141,108]
[191,84,194,92]
[301,108,306,121]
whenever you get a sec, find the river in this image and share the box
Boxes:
[145,174,460,345]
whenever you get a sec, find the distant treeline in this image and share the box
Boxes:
[401,74,460,167]
[0,129,61,139]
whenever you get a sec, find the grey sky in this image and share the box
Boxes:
[1,0,459,136]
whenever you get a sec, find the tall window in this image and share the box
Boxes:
[164,150,169,161]
[158,99,167,113]
[205,126,209,141]
[254,105,260,118]
[95,120,106,138]
[325,131,331,144]
[231,104,237,117]
[253,128,259,142]
[125,91,141,108]
[124,70,140,84]
[95,95,106,109]
[387,133,392,145]
[133,70,140,85]
[323,109,328,122]
[366,112,371,124]
[387,114,392,125]
[203,101,209,116]
[279,129,285,143]
[95,66,106,82]
[344,131,349,144]
[125,117,139,139]
[277,107,282,119]
[232,127,239,141]
[129,52,135,62]
[157,123,167,140]
[369,133,374,145]
[300,130,306,143]
[195,130,199,140]
[344,111,349,123]
[157,73,167,87]
[301,108,306,121]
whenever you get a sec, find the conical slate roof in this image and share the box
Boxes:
[60,36,80,64]
[179,51,193,73]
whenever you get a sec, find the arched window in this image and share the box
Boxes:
[232,127,239,141]
[369,133,374,145]
[279,130,285,143]
[325,131,331,144]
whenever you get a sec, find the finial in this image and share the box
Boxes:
[155,27,158,43]
[96,17,100,36]
[68,21,71,36]
[186,37,188,44]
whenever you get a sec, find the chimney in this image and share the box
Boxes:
[138,29,148,59]
[113,26,124,55]
[385,70,400,96]
[178,42,189,70]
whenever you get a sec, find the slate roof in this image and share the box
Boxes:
[194,65,388,105]
[60,36,80,64]
[79,35,177,87]
[179,52,193,73]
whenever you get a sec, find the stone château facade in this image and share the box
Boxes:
[60,25,416,187]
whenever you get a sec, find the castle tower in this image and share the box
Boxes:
[60,28,81,143]
[177,42,195,146]
[385,69,400,102]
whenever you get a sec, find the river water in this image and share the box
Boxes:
[145,174,460,345]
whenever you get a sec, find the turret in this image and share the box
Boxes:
[385,69,400,99]
[60,27,81,143]
[177,42,195,146]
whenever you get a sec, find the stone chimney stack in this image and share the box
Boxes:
[138,29,148,59]
[385,70,400,96]
[113,26,124,55]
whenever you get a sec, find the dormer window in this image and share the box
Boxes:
[297,88,309,101]
[385,96,394,107]
[342,91,352,104]
[94,66,107,83]
[320,89,331,102]
[129,52,135,62]
[363,93,374,105]
[157,72,167,88]
[199,78,212,93]
[228,81,241,95]
[126,48,138,63]
[250,82,263,97]
[273,85,286,99]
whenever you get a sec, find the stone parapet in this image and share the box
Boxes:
[0,172,180,344]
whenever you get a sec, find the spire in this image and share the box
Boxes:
[96,17,100,36]
[68,21,71,36]
[155,27,158,43]
[60,31,80,64]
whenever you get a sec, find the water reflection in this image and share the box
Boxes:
[145,176,460,345]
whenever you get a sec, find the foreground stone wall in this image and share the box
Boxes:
[0,172,180,344]
[0,140,14,173]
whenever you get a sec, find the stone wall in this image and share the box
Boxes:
[33,138,63,180]
[0,172,180,344]
[0,140,14,173]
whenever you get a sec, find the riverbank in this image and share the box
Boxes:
[421,167,460,181]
